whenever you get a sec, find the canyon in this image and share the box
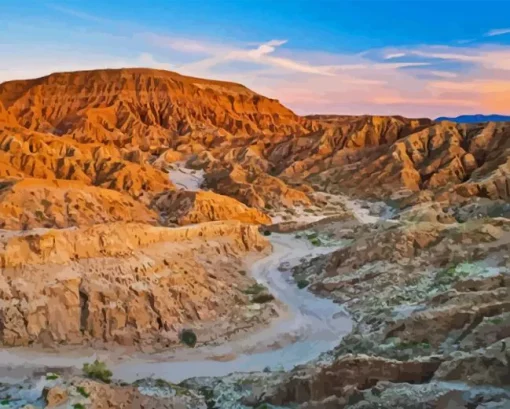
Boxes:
[0,68,509,409]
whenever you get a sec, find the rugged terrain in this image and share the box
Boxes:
[0,68,510,408]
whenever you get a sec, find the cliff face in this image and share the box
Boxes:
[0,221,271,347]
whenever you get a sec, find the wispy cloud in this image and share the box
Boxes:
[177,39,339,76]
[384,52,406,60]
[485,28,510,37]
[5,5,510,118]
[46,4,113,24]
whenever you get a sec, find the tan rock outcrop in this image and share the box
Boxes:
[152,190,271,225]
[0,178,157,229]
[0,221,271,347]
[267,355,442,406]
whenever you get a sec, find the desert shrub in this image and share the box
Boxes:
[73,404,85,409]
[263,230,271,236]
[434,265,470,287]
[310,237,321,246]
[76,386,89,398]
[252,293,275,303]
[296,279,310,289]
[243,283,267,295]
[45,373,59,380]
[180,329,197,348]
[83,360,112,383]
[396,341,431,350]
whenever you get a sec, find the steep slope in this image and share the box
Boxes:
[1,68,510,214]
[0,127,173,201]
[307,120,510,203]
[152,190,271,225]
[0,221,270,347]
[0,178,157,229]
[0,68,311,147]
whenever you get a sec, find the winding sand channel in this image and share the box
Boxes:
[0,233,352,384]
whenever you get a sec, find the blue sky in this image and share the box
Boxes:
[2,0,510,117]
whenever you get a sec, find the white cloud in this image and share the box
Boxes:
[137,53,174,70]
[428,71,458,79]
[384,52,406,59]
[5,7,510,118]
[485,28,510,37]
[178,39,338,76]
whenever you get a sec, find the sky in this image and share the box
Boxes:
[1,0,510,118]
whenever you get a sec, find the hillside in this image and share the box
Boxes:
[1,68,510,216]
[0,68,310,147]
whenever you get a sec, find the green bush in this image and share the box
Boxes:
[396,341,431,350]
[76,386,89,398]
[252,293,275,304]
[296,279,310,289]
[263,230,271,236]
[73,404,85,409]
[45,373,59,380]
[243,283,267,295]
[180,329,197,348]
[82,360,112,383]
[310,237,321,246]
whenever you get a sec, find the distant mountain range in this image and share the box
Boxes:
[436,114,510,123]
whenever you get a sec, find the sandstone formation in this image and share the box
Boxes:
[0,221,272,348]
[152,189,271,225]
[2,68,510,213]
[2,375,207,409]
[0,178,157,229]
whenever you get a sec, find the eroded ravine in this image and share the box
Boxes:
[108,233,352,382]
[0,230,352,384]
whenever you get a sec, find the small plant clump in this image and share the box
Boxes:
[252,293,275,304]
[1,400,10,406]
[82,360,113,384]
[263,230,272,236]
[243,283,267,295]
[76,386,90,398]
[433,264,471,288]
[73,404,86,409]
[180,329,197,348]
[296,279,310,289]
[310,237,321,246]
[396,341,431,350]
[45,373,59,380]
